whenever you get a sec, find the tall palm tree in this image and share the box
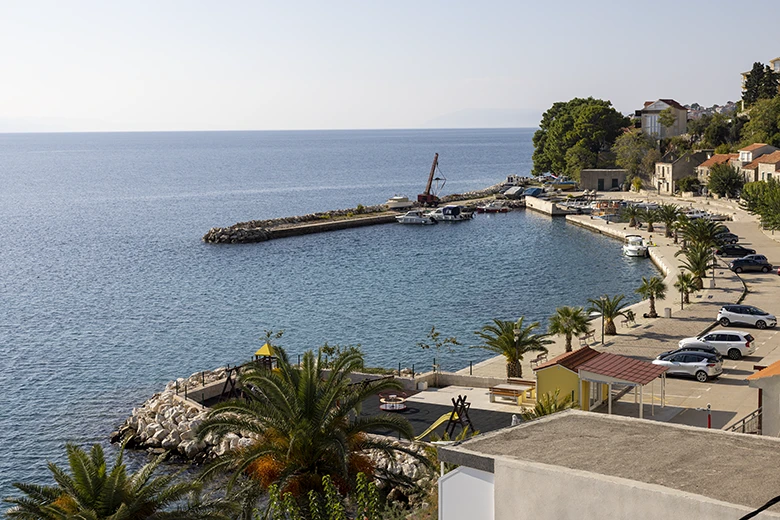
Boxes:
[674,272,699,305]
[196,349,420,497]
[587,294,627,336]
[635,276,667,318]
[657,203,680,238]
[520,389,577,421]
[548,306,590,352]
[675,242,715,289]
[4,444,231,520]
[621,205,641,227]
[639,208,658,233]
[472,317,552,378]
[677,218,728,248]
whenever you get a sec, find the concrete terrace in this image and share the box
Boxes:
[459,192,780,429]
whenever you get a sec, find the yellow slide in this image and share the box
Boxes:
[415,412,458,441]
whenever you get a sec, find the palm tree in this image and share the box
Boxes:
[196,348,421,497]
[548,306,590,352]
[675,243,715,289]
[520,389,577,421]
[4,444,231,520]
[587,294,627,336]
[621,205,641,227]
[635,276,667,318]
[677,218,728,248]
[639,208,658,233]
[472,317,552,378]
[674,272,699,305]
[657,203,680,238]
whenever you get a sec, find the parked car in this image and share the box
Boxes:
[728,257,774,273]
[717,305,777,329]
[658,345,722,360]
[715,232,739,245]
[715,244,756,257]
[678,330,756,360]
[653,351,723,382]
[742,254,769,263]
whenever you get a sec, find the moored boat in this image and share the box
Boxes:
[396,210,437,225]
[426,205,474,222]
[623,235,649,257]
[476,200,509,213]
[385,195,414,210]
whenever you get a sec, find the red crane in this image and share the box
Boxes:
[417,153,445,206]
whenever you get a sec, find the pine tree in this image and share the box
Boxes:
[743,62,765,107]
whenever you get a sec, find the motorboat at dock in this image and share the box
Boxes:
[426,205,474,222]
[623,235,649,257]
[396,210,437,225]
[476,200,509,213]
[384,195,415,210]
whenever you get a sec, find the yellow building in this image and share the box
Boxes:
[534,346,601,410]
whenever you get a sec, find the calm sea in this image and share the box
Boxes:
[0,129,657,498]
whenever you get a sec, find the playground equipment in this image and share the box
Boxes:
[415,394,473,441]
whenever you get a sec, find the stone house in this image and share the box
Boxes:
[696,153,738,186]
[579,169,628,192]
[653,150,709,195]
[732,143,780,182]
[756,150,780,182]
[635,99,688,139]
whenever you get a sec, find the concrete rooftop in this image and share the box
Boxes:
[440,410,780,510]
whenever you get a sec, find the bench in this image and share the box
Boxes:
[529,352,548,368]
[578,330,596,346]
[489,383,536,406]
[489,386,524,405]
[621,310,636,328]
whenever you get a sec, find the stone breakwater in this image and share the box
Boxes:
[112,369,431,487]
[202,183,506,244]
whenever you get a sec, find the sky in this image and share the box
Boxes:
[1,0,777,132]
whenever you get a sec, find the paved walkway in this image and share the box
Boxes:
[459,192,780,430]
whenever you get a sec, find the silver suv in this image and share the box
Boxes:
[717,305,777,329]
[678,330,756,360]
[653,351,723,382]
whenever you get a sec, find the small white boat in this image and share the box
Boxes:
[623,235,649,257]
[426,205,474,222]
[384,195,414,210]
[476,200,509,213]
[396,210,437,225]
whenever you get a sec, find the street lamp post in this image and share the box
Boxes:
[680,287,684,310]
[600,295,606,345]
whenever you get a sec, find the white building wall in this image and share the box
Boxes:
[439,466,495,520]
[492,458,779,520]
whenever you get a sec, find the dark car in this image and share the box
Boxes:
[716,232,739,245]
[729,257,774,273]
[658,346,722,361]
[715,244,756,257]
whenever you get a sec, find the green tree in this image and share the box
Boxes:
[673,272,699,305]
[656,203,680,238]
[740,97,780,148]
[675,243,715,289]
[621,205,641,227]
[677,217,728,248]
[676,176,699,193]
[759,65,779,101]
[743,62,766,107]
[265,473,384,520]
[639,208,658,233]
[586,295,627,336]
[631,176,643,192]
[640,148,662,179]
[612,129,657,179]
[472,318,552,378]
[4,444,231,520]
[708,163,744,198]
[658,107,677,131]
[564,141,597,180]
[532,97,629,176]
[548,306,590,352]
[520,390,577,421]
[741,179,780,230]
[196,349,421,496]
[635,276,667,318]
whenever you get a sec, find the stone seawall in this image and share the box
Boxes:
[202,184,505,244]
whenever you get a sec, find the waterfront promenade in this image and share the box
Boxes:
[460,192,780,429]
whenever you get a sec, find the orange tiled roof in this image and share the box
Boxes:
[757,150,780,165]
[740,143,769,152]
[577,352,667,386]
[698,153,738,169]
[747,359,780,380]
[744,157,763,170]
[534,345,601,372]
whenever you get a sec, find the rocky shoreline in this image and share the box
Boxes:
[202,183,506,244]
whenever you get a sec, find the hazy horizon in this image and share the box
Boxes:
[1,0,774,133]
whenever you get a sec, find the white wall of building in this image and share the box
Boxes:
[439,466,495,520]
[491,458,779,520]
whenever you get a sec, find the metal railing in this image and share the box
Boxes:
[727,407,762,434]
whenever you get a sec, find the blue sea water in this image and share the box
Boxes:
[0,129,657,498]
